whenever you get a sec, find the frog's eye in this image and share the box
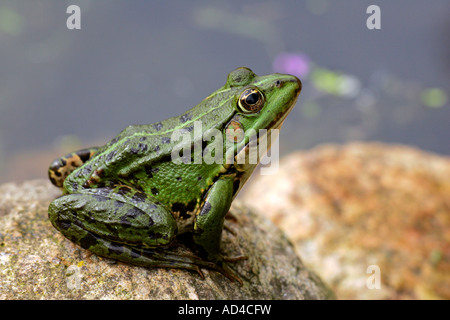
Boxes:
[237,88,265,113]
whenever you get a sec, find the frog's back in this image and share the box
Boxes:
[61,83,238,197]
[92,90,237,173]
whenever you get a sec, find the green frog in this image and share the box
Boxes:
[48,67,301,284]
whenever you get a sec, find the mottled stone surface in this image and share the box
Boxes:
[0,180,333,300]
[242,143,450,299]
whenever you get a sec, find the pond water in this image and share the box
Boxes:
[0,0,449,182]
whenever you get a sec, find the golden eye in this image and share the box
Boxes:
[237,88,264,113]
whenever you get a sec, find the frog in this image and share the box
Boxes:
[48,67,301,284]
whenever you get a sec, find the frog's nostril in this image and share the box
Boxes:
[275,80,282,88]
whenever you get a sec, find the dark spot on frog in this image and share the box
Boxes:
[70,161,77,167]
[94,168,104,178]
[139,136,147,142]
[82,164,92,176]
[120,207,146,226]
[97,182,106,188]
[55,218,71,230]
[147,231,165,240]
[83,212,95,224]
[54,170,62,177]
[117,186,132,196]
[49,176,57,186]
[172,200,197,218]
[176,177,182,181]
[197,176,202,181]
[130,144,148,154]
[185,125,194,132]
[139,143,148,152]
[106,151,116,162]
[110,137,119,144]
[151,187,159,196]
[199,202,212,216]
[131,192,147,203]
[154,145,160,153]
[72,182,78,191]
[144,165,153,178]
[107,242,124,255]
[154,122,163,131]
[233,178,241,194]
[180,113,192,123]
[130,249,141,259]
[161,137,171,144]
[114,200,125,208]
[130,147,139,154]
[79,232,99,250]
[77,149,92,163]
[104,221,117,234]
[144,165,159,178]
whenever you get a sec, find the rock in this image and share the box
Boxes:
[0,180,333,300]
[241,143,450,299]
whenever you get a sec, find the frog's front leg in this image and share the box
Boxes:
[48,186,217,273]
[194,176,246,283]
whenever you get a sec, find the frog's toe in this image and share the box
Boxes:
[213,261,244,286]
[223,254,248,262]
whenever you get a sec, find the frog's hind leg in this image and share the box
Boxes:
[55,221,219,277]
[48,186,190,265]
[48,187,241,282]
[48,186,178,249]
[48,147,99,187]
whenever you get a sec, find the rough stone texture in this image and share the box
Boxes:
[241,143,450,299]
[0,180,333,300]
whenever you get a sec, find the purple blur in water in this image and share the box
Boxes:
[272,53,310,77]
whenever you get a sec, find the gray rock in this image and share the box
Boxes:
[0,179,333,300]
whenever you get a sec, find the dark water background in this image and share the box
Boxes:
[0,0,449,182]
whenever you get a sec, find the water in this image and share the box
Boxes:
[0,0,449,182]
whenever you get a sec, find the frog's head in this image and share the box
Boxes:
[225,67,301,131]
[221,67,301,169]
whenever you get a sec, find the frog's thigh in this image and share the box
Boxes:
[48,189,177,249]
[48,147,99,188]
[193,176,234,261]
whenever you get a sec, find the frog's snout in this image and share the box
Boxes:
[287,76,302,96]
[294,76,302,93]
[276,74,302,97]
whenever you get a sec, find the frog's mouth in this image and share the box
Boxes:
[233,102,295,170]
[268,99,297,131]
[267,76,301,131]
